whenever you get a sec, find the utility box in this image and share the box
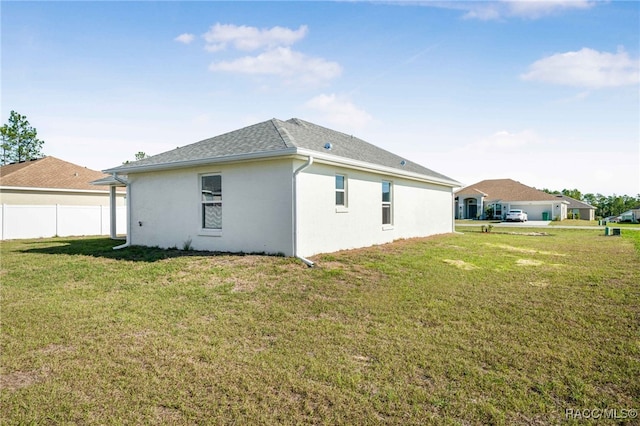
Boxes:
[605,227,621,236]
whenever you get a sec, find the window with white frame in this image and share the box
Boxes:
[335,174,346,206]
[382,180,392,225]
[201,174,222,230]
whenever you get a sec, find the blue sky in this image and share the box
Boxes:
[2,1,639,195]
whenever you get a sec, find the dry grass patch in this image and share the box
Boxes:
[442,258,479,270]
[485,242,567,256]
[516,258,544,266]
[528,280,551,288]
[0,368,49,392]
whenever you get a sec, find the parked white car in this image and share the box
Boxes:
[506,209,528,222]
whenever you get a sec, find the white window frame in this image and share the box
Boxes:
[199,173,222,236]
[335,174,349,213]
[382,180,393,229]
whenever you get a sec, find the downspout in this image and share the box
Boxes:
[293,156,315,267]
[112,173,131,250]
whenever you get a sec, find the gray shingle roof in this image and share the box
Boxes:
[105,118,459,185]
[555,195,595,209]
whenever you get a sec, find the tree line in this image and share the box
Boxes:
[542,188,640,219]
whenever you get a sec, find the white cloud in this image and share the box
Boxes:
[432,0,595,21]
[521,47,640,88]
[465,129,543,152]
[203,23,308,52]
[174,33,195,44]
[209,47,342,86]
[304,93,373,130]
[504,0,594,19]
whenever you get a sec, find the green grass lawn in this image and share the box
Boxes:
[2,230,639,424]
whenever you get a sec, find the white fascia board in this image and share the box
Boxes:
[103,148,299,175]
[101,146,461,188]
[91,176,127,187]
[296,148,461,188]
[0,185,117,195]
[507,200,567,205]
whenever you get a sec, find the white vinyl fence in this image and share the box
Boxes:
[1,204,127,240]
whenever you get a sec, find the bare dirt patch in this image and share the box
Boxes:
[516,259,544,266]
[39,344,75,355]
[506,232,550,236]
[155,405,183,422]
[528,280,551,288]
[0,368,49,392]
[442,259,478,270]
[485,243,566,256]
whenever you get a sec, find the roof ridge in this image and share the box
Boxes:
[271,118,297,148]
[287,117,356,141]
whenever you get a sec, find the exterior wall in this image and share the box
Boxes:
[509,201,566,221]
[571,208,595,221]
[295,162,454,257]
[127,159,294,255]
[0,188,126,206]
[582,208,595,221]
[1,204,126,240]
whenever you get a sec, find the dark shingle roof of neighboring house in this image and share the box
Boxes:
[455,178,560,202]
[0,156,117,192]
[554,195,595,209]
[105,118,459,186]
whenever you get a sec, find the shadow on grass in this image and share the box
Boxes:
[19,237,251,263]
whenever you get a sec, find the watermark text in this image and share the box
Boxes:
[565,408,637,420]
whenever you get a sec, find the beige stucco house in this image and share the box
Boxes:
[455,179,568,221]
[0,156,126,206]
[0,156,126,239]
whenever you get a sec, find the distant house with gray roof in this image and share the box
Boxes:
[102,118,460,261]
[455,178,568,221]
[553,194,596,221]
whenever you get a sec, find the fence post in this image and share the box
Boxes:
[1,204,5,240]
[110,187,117,239]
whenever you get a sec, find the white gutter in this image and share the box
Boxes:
[292,156,315,267]
[294,148,461,188]
[0,185,117,195]
[103,148,299,175]
[104,147,461,188]
[111,173,131,250]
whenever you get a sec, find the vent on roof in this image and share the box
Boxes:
[324,142,332,150]
[400,160,407,166]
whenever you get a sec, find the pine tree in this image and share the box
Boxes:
[1,111,45,165]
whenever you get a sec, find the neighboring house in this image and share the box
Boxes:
[0,156,126,239]
[554,194,596,221]
[455,178,568,221]
[102,118,461,260]
[619,206,640,223]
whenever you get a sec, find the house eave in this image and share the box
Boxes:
[90,176,127,187]
[103,148,300,175]
[0,185,124,195]
[297,149,461,188]
[103,147,461,188]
